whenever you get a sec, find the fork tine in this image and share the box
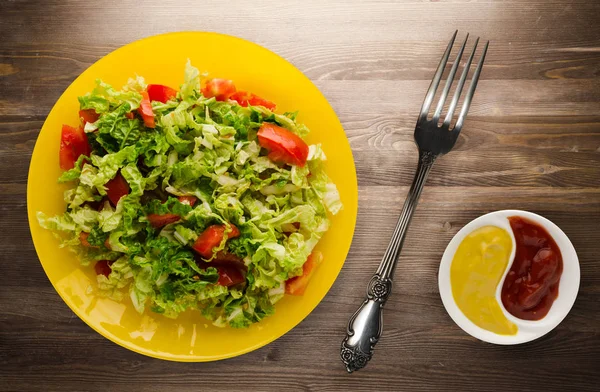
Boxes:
[419,30,457,121]
[442,37,480,128]
[431,33,469,124]
[454,41,489,131]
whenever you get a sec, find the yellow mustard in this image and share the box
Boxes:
[451,226,518,335]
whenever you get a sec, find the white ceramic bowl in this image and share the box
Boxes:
[438,210,580,344]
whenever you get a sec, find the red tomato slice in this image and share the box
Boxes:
[285,253,321,296]
[227,224,241,238]
[196,252,246,287]
[178,196,197,206]
[79,109,99,124]
[59,124,91,170]
[79,232,94,247]
[137,91,155,128]
[80,232,110,249]
[192,224,240,259]
[216,265,245,287]
[146,196,198,228]
[248,94,276,111]
[257,123,309,167]
[229,91,252,106]
[125,112,135,120]
[105,173,130,206]
[202,78,236,101]
[59,143,76,171]
[95,260,114,277]
[192,225,225,258]
[230,91,277,110]
[265,145,292,164]
[147,84,178,103]
[196,251,246,270]
[147,213,180,228]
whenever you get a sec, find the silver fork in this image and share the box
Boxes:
[340,31,489,373]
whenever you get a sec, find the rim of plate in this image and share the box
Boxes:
[438,210,580,345]
[26,31,358,361]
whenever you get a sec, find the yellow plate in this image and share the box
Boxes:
[26,32,358,361]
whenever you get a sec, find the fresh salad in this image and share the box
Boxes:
[37,62,342,328]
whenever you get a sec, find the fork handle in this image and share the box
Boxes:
[341,150,436,373]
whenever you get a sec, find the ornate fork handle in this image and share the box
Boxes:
[341,150,436,373]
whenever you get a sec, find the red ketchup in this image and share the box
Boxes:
[501,216,563,320]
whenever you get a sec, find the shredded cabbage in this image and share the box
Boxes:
[38,62,342,327]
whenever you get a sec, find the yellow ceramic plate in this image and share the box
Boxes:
[27,32,357,361]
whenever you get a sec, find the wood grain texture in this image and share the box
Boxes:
[1,0,599,391]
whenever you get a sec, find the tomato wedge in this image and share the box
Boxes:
[137,90,155,128]
[105,173,129,206]
[147,213,180,228]
[230,91,276,111]
[178,195,198,206]
[145,196,198,228]
[247,94,276,111]
[192,224,240,259]
[59,124,91,170]
[229,91,251,106]
[147,84,178,103]
[285,253,321,296]
[257,123,309,167]
[125,112,135,120]
[196,252,246,287]
[80,232,110,249]
[216,265,245,287]
[80,232,94,247]
[95,260,114,277]
[145,196,198,229]
[78,109,99,125]
[201,78,236,101]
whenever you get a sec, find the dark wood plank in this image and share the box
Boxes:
[1,0,600,46]
[2,49,600,116]
[1,0,599,391]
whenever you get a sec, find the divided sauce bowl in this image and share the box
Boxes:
[438,210,580,345]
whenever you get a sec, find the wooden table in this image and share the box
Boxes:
[1,1,599,391]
